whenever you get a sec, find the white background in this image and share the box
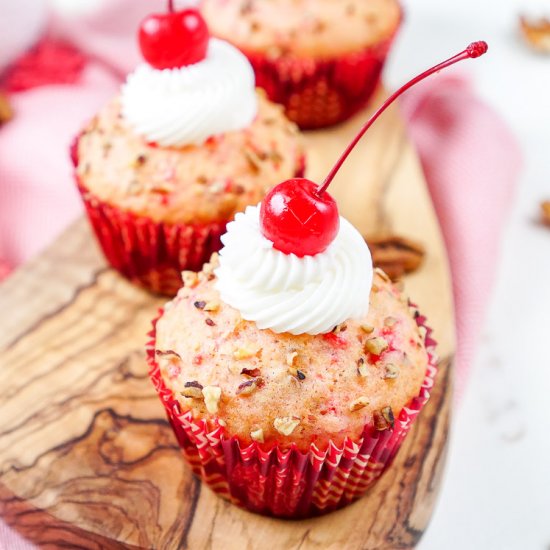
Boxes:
[387,1,550,549]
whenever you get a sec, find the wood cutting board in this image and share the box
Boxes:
[0,88,455,550]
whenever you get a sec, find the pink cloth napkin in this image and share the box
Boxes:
[399,75,521,399]
[0,3,521,546]
[0,62,118,266]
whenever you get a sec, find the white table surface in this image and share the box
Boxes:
[387,1,550,549]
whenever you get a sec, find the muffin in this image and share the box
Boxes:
[201,0,402,128]
[148,202,437,517]
[72,7,304,296]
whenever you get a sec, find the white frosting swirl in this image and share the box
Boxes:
[215,205,373,335]
[120,38,257,147]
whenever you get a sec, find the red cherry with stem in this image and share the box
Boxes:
[138,1,209,70]
[260,178,339,257]
[260,41,488,257]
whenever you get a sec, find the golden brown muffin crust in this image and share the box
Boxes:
[202,0,402,58]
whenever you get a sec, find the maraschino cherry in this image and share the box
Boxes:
[139,0,209,69]
[260,41,489,257]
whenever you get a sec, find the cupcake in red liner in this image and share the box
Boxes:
[201,0,402,129]
[147,283,437,518]
[74,176,227,295]
[72,6,305,295]
[146,40,489,517]
[146,200,437,518]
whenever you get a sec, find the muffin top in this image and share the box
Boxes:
[202,0,402,58]
[154,255,429,452]
[76,91,303,224]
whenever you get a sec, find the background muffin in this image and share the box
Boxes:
[202,0,402,128]
[73,7,305,296]
[76,91,302,228]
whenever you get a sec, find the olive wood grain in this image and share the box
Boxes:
[0,88,454,549]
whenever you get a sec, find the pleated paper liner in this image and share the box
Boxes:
[147,305,438,518]
[71,137,305,296]
[76,181,227,296]
[240,20,401,129]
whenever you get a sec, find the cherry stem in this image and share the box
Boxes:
[168,0,175,12]
[317,41,488,196]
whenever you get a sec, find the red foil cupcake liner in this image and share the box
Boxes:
[72,138,305,296]
[147,306,438,518]
[76,180,227,296]
[242,23,401,129]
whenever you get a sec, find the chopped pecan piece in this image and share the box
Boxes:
[156,349,181,360]
[357,358,368,377]
[273,416,300,436]
[383,364,400,380]
[156,350,182,373]
[202,386,221,413]
[520,16,550,53]
[250,428,264,443]
[365,337,389,356]
[286,351,298,366]
[373,406,395,431]
[288,366,306,380]
[203,301,220,312]
[366,235,425,280]
[360,324,374,334]
[286,351,305,379]
[241,367,261,377]
[181,381,204,399]
[237,377,264,396]
[233,345,260,360]
[349,396,369,412]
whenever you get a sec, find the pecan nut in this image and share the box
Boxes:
[365,234,425,280]
[520,16,550,53]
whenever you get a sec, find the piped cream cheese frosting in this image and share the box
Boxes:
[215,204,373,335]
[120,38,257,147]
